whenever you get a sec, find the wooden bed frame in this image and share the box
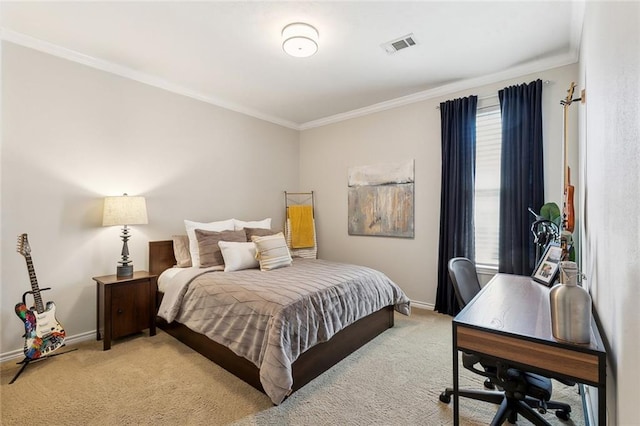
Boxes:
[149,240,395,399]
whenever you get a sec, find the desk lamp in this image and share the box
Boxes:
[102,194,148,277]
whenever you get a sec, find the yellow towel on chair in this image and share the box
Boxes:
[288,205,315,248]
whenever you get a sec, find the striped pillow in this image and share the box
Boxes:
[252,232,293,271]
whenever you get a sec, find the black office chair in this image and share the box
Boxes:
[439,257,572,425]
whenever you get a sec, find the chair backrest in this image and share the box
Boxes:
[448,257,482,308]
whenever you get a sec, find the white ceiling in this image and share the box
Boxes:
[0,1,584,129]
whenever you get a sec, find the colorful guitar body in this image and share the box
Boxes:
[15,234,66,360]
[15,301,66,359]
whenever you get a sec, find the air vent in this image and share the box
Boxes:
[381,33,417,54]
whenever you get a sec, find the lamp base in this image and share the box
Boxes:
[117,264,133,278]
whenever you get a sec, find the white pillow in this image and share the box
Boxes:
[218,241,259,272]
[184,219,235,267]
[234,218,271,231]
[252,232,293,271]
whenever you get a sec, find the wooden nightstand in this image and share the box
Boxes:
[93,271,157,350]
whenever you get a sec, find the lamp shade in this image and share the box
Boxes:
[102,195,148,226]
[282,22,319,58]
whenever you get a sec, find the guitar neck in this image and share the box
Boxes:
[563,82,576,188]
[563,102,570,186]
[24,255,45,313]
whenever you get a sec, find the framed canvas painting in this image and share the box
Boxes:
[347,160,414,238]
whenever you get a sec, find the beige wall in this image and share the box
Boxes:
[1,42,299,356]
[579,2,640,424]
[299,64,578,307]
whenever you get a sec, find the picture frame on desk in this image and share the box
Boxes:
[532,242,562,286]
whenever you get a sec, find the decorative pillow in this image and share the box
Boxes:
[184,219,235,267]
[218,241,259,272]
[234,218,271,231]
[195,229,247,268]
[252,232,293,271]
[172,235,192,267]
[244,227,279,241]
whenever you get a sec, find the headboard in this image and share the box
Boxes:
[149,240,176,277]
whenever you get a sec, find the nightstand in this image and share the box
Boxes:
[93,271,157,350]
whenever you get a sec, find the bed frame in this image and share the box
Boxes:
[149,240,395,398]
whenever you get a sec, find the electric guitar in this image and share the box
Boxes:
[561,82,576,233]
[15,234,66,359]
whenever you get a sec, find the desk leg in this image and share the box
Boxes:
[598,385,606,426]
[453,325,459,425]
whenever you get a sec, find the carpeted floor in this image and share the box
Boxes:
[1,309,583,425]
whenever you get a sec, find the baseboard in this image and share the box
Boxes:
[0,330,96,363]
[410,300,434,311]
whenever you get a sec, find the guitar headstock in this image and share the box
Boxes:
[563,82,576,106]
[16,233,31,258]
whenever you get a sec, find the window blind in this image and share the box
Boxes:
[475,105,502,266]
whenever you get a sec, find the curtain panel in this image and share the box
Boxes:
[435,95,478,316]
[498,79,545,275]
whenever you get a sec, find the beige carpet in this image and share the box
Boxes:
[1,309,583,425]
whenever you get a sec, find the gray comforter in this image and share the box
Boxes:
[157,258,410,404]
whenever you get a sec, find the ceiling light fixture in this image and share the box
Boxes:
[282,22,319,58]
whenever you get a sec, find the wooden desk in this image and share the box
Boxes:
[452,274,606,425]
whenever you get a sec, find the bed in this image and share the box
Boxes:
[149,240,410,404]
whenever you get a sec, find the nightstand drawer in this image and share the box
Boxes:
[110,281,152,339]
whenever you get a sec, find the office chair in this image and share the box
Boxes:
[439,257,572,425]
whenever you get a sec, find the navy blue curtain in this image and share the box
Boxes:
[435,96,477,316]
[498,80,545,275]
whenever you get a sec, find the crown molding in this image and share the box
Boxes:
[299,50,580,130]
[0,28,301,130]
[2,24,582,133]
[300,3,585,131]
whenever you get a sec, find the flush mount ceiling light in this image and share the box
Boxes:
[282,22,319,58]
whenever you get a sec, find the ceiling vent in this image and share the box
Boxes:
[381,33,417,54]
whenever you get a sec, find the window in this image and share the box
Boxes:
[475,105,502,266]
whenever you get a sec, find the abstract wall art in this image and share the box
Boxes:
[347,160,415,238]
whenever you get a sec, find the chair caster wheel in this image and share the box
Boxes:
[537,402,547,415]
[484,379,495,390]
[439,392,451,404]
[556,410,571,421]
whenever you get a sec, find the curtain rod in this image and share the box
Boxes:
[435,80,552,109]
[436,94,496,109]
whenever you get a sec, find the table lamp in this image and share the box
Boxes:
[102,193,148,277]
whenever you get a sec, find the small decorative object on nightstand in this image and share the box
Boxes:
[93,271,157,350]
